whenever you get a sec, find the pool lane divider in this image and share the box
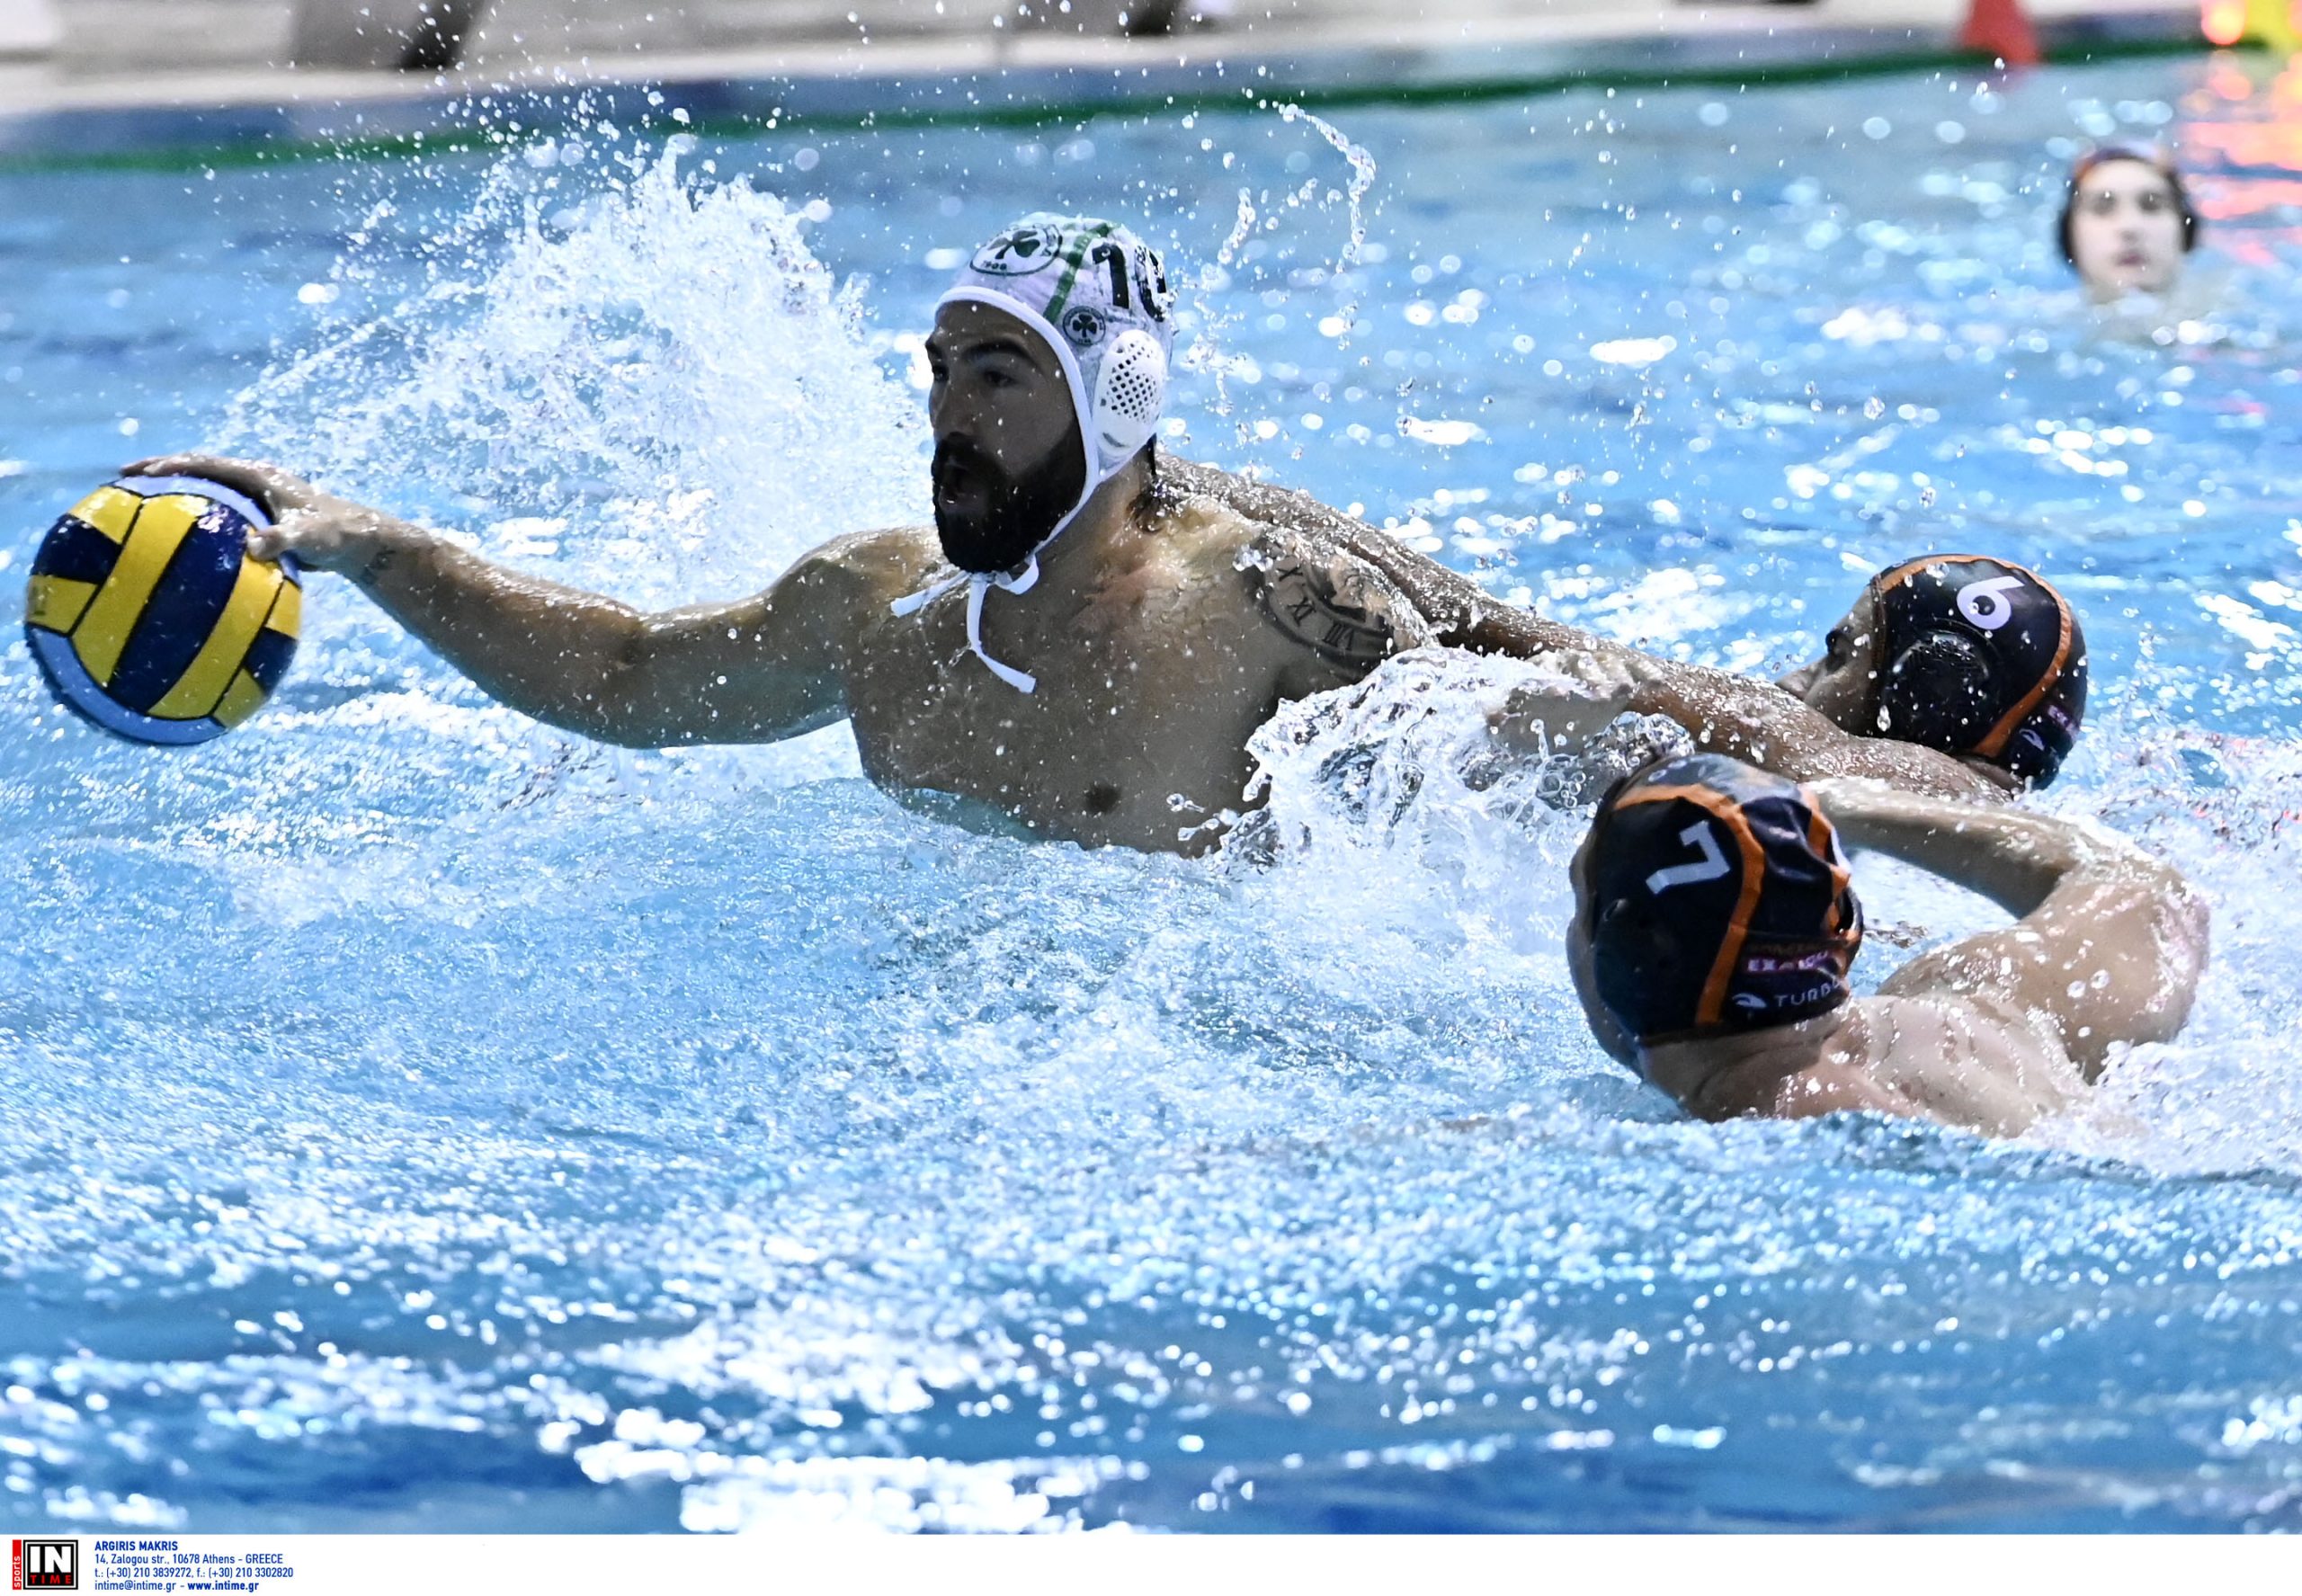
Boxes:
[0,15,2216,176]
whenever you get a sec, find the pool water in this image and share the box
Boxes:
[4,55,2302,1532]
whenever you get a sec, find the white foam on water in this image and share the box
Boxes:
[227,141,926,618]
[1242,648,1602,935]
[1241,651,2302,1179]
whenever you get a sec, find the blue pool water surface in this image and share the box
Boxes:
[3,56,2302,1532]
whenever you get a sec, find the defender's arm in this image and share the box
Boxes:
[1311,497,2011,800]
[1339,522,1633,661]
[1812,780,2209,1079]
[1485,652,2012,799]
[1162,456,1608,663]
[1623,666,2012,800]
[1169,458,2011,796]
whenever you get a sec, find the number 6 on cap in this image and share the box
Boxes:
[1956,574,2026,631]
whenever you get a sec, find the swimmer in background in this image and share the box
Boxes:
[1567,753,2208,1138]
[130,215,1442,855]
[2061,141,2201,304]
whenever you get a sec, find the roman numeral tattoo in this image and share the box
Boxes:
[1258,556,1395,669]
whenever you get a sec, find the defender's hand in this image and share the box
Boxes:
[122,453,411,575]
[1488,652,1639,753]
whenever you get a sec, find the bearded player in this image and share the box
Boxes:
[134,215,1435,853]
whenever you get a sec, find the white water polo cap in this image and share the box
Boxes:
[945,214,1176,483]
[893,215,1178,693]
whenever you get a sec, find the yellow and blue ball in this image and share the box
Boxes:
[25,475,301,745]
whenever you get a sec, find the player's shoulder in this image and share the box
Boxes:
[782,525,945,601]
[1139,460,1429,669]
[1161,454,1369,542]
[1866,986,2053,1074]
[1236,519,1432,672]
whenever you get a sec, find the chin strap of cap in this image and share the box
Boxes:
[889,557,1043,694]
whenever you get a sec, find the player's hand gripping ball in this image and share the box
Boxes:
[24,475,301,744]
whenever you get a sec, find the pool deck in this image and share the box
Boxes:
[0,0,2207,159]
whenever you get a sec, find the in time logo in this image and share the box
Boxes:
[11,1538,76,1591]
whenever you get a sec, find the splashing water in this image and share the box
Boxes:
[206,140,928,802]
[1215,185,1259,271]
[1237,649,1675,918]
[1276,103,1379,278]
[1182,188,1264,425]
[225,145,928,614]
[1278,103,1377,349]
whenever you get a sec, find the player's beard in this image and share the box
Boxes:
[931,428,1089,575]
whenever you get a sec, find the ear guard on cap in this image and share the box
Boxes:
[1093,327,1168,468]
[1864,556,2086,787]
[1877,630,1996,748]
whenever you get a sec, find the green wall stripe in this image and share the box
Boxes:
[0,31,2217,178]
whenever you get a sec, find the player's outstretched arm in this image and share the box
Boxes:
[1811,780,2209,1080]
[1483,649,2011,800]
[1623,665,2012,800]
[1327,512,2012,801]
[126,454,873,748]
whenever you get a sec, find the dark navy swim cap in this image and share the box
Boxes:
[1584,754,1864,1048]
[1869,555,2087,788]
